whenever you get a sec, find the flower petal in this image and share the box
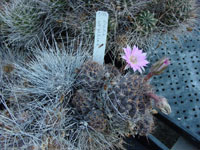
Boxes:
[122,55,127,60]
[138,68,142,74]
[125,45,132,55]
[124,64,130,70]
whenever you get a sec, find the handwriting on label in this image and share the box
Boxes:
[93,11,109,65]
[98,44,104,48]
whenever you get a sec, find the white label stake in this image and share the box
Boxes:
[93,11,109,65]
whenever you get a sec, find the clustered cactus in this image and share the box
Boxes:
[0,40,90,150]
[0,0,194,149]
[66,59,170,149]
[0,0,198,59]
[0,0,76,48]
[0,38,171,149]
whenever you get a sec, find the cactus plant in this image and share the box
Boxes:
[1,0,195,149]
[149,0,197,26]
[75,0,199,64]
[71,89,95,114]
[10,38,90,98]
[0,40,171,150]
[85,109,108,132]
[136,10,158,34]
[0,39,91,150]
[76,60,106,92]
[0,0,81,49]
[0,0,46,48]
[1,0,198,63]
[66,59,171,149]
[105,74,152,118]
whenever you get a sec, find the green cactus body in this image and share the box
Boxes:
[136,10,158,34]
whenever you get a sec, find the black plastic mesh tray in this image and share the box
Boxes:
[148,28,200,144]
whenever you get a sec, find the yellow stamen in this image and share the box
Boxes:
[130,56,137,64]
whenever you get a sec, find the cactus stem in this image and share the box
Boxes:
[144,72,154,81]
[146,92,160,103]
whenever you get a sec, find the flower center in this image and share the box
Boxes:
[130,56,137,64]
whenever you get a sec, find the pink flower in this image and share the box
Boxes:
[122,45,149,73]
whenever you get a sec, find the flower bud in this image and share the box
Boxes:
[150,57,170,75]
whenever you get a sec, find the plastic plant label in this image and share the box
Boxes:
[93,11,109,65]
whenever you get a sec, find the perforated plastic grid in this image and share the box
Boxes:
[149,28,200,141]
